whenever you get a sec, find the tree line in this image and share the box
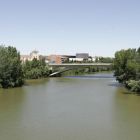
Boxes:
[61,67,110,76]
[111,47,140,92]
[0,45,50,88]
[96,57,114,63]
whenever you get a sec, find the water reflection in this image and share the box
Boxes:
[24,78,49,86]
[0,87,26,139]
[112,86,140,140]
[108,83,125,87]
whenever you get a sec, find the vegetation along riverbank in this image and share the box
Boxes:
[60,67,110,76]
[111,47,140,92]
[0,45,50,88]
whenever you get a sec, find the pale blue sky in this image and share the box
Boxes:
[1,0,140,57]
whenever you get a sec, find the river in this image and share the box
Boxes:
[0,72,140,140]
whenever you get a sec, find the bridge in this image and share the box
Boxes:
[49,63,111,76]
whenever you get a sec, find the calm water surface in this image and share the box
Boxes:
[0,72,140,140]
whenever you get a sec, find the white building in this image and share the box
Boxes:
[69,58,83,62]
[88,58,92,61]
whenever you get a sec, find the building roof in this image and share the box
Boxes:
[20,55,32,58]
[32,50,39,53]
[62,55,76,58]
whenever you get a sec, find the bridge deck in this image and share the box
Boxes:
[49,63,111,67]
[49,63,111,76]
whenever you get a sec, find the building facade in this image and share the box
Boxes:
[92,56,103,61]
[69,58,83,62]
[47,55,67,64]
[20,50,39,63]
[76,53,89,60]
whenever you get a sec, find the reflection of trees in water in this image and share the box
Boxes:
[0,87,26,110]
[0,87,26,138]
[108,83,125,87]
[24,78,49,86]
[107,85,140,139]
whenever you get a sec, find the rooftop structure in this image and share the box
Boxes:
[76,53,89,60]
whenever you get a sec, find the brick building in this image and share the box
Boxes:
[47,55,67,64]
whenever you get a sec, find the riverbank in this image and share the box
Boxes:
[111,48,140,92]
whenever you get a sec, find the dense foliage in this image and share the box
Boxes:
[111,48,140,92]
[97,57,114,63]
[22,57,49,79]
[0,45,24,88]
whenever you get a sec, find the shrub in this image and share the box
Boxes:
[126,80,140,92]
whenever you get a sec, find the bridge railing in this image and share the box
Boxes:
[49,63,111,66]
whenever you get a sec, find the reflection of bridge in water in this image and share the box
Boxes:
[49,63,111,77]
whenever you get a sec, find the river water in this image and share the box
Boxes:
[0,72,140,140]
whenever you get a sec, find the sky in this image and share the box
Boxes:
[1,0,140,57]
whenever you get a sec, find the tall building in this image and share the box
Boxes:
[20,50,39,63]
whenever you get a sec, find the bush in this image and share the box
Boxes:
[25,68,41,79]
[126,80,140,92]
[0,84,3,89]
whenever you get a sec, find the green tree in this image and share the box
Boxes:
[0,45,24,88]
[137,47,140,54]
[125,61,140,80]
[63,58,69,63]
[23,57,50,79]
[24,59,31,71]
[111,49,131,82]
[112,48,140,92]
[31,58,39,69]
[95,58,98,63]
[40,57,46,68]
